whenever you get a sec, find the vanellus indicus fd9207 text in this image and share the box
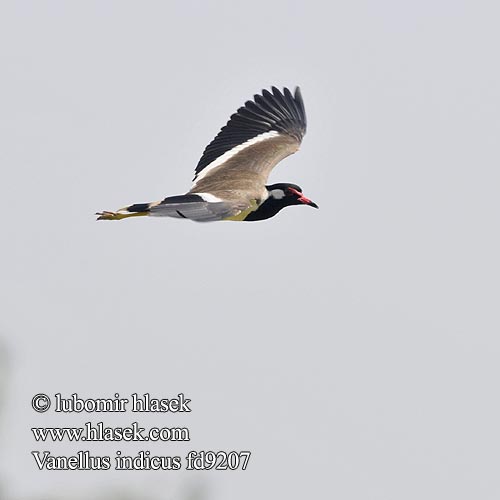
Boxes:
[96,86,318,222]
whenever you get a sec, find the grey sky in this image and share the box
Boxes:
[1,1,499,499]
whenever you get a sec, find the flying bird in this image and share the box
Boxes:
[96,86,318,222]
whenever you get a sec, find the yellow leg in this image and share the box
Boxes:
[96,210,148,221]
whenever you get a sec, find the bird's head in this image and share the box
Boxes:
[267,183,319,209]
[244,183,318,221]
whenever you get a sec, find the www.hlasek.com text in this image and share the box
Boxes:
[32,421,189,442]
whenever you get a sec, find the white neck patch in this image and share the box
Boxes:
[269,188,286,200]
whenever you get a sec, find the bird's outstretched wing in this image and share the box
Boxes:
[190,87,306,199]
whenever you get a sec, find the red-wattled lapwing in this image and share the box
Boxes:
[96,86,318,222]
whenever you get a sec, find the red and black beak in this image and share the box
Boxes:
[298,195,319,209]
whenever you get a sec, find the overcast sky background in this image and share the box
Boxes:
[1,1,499,499]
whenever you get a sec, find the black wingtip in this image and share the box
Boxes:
[194,85,307,176]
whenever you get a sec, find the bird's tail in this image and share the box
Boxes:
[96,202,158,221]
[97,194,233,222]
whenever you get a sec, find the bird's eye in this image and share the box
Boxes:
[287,187,302,196]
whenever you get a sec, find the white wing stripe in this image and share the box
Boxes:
[196,193,224,203]
[192,130,280,187]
